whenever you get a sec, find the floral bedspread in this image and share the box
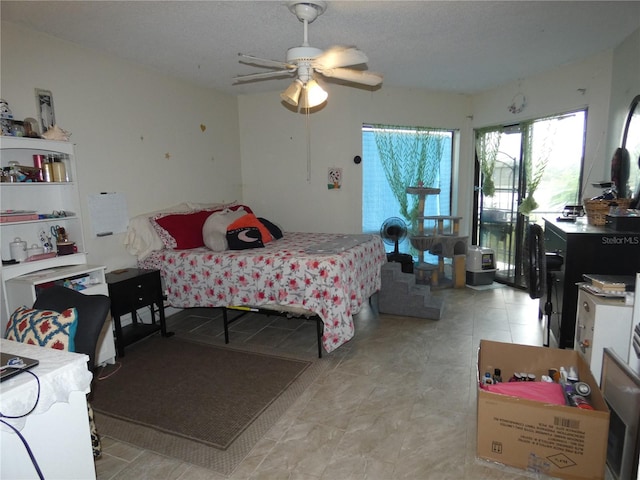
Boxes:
[139,232,386,353]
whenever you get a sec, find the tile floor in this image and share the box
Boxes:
[94,285,587,480]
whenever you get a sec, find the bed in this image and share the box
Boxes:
[125,203,386,354]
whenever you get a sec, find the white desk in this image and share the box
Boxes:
[0,339,95,479]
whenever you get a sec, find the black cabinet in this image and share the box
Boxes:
[106,268,173,357]
[543,218,640,349]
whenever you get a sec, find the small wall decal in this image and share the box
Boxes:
[508,92,526,114]
[328,167,342,189]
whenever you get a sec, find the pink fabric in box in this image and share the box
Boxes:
[481,381,566,405]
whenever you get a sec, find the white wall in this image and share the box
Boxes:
[472,50,614,201]
[471,27,640,202]
[1,22,243,270]
[237,46,631,236]
[238,85,473,234]
[2,20,638,272]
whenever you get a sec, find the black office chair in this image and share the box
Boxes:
[524,224,563,347]
[33,286,110,371]
[33,286,111,458]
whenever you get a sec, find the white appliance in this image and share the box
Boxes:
[602,272,640,480]
[629,272,640,480]
[466,246,496,286]
[601,347,640,480]
[628,272,640,376]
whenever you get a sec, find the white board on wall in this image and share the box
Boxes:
[87,192,129,237]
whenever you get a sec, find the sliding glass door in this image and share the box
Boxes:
[474,110,586,288]
[476,128,524,285]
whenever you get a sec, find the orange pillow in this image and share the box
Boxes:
[227,213,272,244]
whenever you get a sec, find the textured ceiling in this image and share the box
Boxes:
[2,1,639,96]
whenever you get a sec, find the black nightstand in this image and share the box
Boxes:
[105,268,173,357]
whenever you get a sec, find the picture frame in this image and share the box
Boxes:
[328,167,342,189]
[35,88,56,134]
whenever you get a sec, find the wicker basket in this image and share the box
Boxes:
[583,198,632,226]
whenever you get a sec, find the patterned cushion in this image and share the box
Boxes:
[88,401,102,458]
[5,306,78,352]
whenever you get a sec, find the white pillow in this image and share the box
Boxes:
[202,208,247,251]
[124,203,191,260]
[187,200,237,210]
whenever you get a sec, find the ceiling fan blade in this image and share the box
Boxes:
[233,69,295,83]
[238,53,295,70]
[318,68,383,86]
[312,46,369,69]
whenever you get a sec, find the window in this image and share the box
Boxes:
[362,124,454,260]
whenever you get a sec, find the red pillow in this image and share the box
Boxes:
[153,205,251,250]
[153,210,213,249]
[227,213,272,244]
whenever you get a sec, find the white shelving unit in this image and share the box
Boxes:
[1,137,115,365]
[1,138,85,255]
[2,137,87,325]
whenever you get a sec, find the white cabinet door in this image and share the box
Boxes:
[575,289,633,385]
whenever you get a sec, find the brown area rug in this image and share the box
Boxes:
[92,336,311,451]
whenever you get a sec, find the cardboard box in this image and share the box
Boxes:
[477,340,609,480]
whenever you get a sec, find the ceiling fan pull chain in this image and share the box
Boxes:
[306,108,311,183]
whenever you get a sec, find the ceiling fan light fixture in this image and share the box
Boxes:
[299,79,327,109]
[280,79,304,106]
[288,1,327,24]
[236,0,382,110]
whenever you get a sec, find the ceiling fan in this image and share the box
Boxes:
[234,0,383,109]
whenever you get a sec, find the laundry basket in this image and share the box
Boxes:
[583,198,632,226]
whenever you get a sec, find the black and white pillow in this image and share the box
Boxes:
[258,217,283,240]
[226,226,265,250]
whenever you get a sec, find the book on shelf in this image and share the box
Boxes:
[578,283,627,298]
[0,210,38,222]
[582,274,635,292]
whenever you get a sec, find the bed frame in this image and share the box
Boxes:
[222,305,324,358]
[138,231,386,355]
